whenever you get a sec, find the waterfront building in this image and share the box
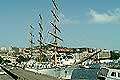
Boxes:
[97,49,111,59]
[1,47,7,52]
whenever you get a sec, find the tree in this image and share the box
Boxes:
[16,55,25,63]
[110,51,120,60]
[16,55,30,63]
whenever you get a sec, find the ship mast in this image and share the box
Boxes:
[38,14,43,63]
[49,0,63,65]
[30,25,34,57]
[54,5,57,65]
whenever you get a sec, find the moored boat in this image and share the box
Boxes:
[97,67,120,80]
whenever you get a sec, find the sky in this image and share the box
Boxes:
[0,0,120,50]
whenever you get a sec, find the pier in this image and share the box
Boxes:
[1,66,60,80]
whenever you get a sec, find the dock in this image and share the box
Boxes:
[1,66,60,80]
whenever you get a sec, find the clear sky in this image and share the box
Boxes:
[0,0,120,50]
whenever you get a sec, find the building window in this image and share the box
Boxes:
[111,72,116,77]
[118,73,120,77]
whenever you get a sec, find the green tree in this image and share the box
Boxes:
[16,55,30,63]
[42,57,48,62]
[16,55,25,63]
[24,56,30,62]
[110,51,120,60]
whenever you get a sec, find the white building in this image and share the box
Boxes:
[1,47,7,52]
[97,49,111,59]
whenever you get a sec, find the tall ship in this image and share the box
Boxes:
[24,0,103,80]
[25,0,76,79]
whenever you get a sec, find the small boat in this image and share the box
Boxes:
[97,67,120,80]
